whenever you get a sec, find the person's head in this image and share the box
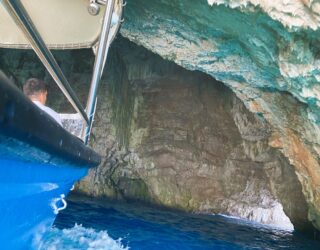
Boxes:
[23,78,47,105]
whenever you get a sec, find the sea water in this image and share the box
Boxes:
[36,195,320,250]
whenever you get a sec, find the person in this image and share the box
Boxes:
[23,78,62,126]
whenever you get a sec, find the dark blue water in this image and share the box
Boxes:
[47,194,320,250]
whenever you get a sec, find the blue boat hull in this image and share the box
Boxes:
[0,71,101,248]
[0,158,88,249]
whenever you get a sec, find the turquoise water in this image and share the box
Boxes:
[38,195,320,250]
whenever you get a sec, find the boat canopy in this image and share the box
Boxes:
[0,0,122,49]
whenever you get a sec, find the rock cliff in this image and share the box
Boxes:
[68,38,309,231]
[116,0,320,231]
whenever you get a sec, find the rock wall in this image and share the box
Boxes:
[0,37,314,231]
[119,0,320,231]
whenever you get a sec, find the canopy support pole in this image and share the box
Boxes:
[81,0,116,144]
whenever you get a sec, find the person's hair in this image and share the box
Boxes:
[23,78,47,97]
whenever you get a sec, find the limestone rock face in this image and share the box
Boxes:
[55,39,308,231]
[118,0,320,230]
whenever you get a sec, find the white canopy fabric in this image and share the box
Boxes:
[0,0,122,49]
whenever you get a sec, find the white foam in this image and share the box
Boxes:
[34,224,129,250]
[217,213,294,232]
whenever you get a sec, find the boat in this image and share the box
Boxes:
[0,72,100,248]
[0,0,124,248]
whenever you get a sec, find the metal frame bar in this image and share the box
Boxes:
[3,0,89,125]
[81,0,116,144]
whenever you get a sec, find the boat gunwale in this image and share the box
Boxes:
[0,72,101,167]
